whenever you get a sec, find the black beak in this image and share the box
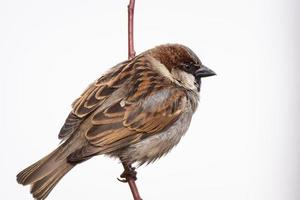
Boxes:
[195,65,216,78]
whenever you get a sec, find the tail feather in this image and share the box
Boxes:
[17,144,75,200]
[30,163,73,200]
[17,150,56,185]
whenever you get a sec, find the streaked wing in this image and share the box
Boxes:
[124,88,187,134]
[85,59,188,153]
[58,113,81,139]
[58,59,132,140]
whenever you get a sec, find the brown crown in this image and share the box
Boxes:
[147,44,201,71]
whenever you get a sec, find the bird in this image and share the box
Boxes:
[16,44,216,200]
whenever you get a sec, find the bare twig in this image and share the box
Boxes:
[128,0,136,59]
[119,1,142,200]
[119,162,142,200]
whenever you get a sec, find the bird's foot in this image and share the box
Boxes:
[118,165,137,183]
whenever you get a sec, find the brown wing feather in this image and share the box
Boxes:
[124,88,186,134]
[58,113,81,139]
[83,87,187,154]
[84,59,188,152]
[58,59,132,140]
[72,59,132,117]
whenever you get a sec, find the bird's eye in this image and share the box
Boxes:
[182,64,192,72]
[184,65,190,70]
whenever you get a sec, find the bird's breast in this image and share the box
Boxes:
[121,110,194,166]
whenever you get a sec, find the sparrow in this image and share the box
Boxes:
[17,44,216,199]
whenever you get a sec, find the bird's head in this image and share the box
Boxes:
[148,44,216,92]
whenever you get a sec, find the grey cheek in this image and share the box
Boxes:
[142,89,171,110]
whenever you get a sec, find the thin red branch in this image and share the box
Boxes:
[123,1,142,200]
[128,0,136,59]
[127,179,142,200]
[121,162,142,200]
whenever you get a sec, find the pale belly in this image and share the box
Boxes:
[120,110,194,166]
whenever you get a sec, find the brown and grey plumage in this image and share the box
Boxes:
[16,44,215,199]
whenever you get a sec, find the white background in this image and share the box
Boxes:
[0,0,299,199]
